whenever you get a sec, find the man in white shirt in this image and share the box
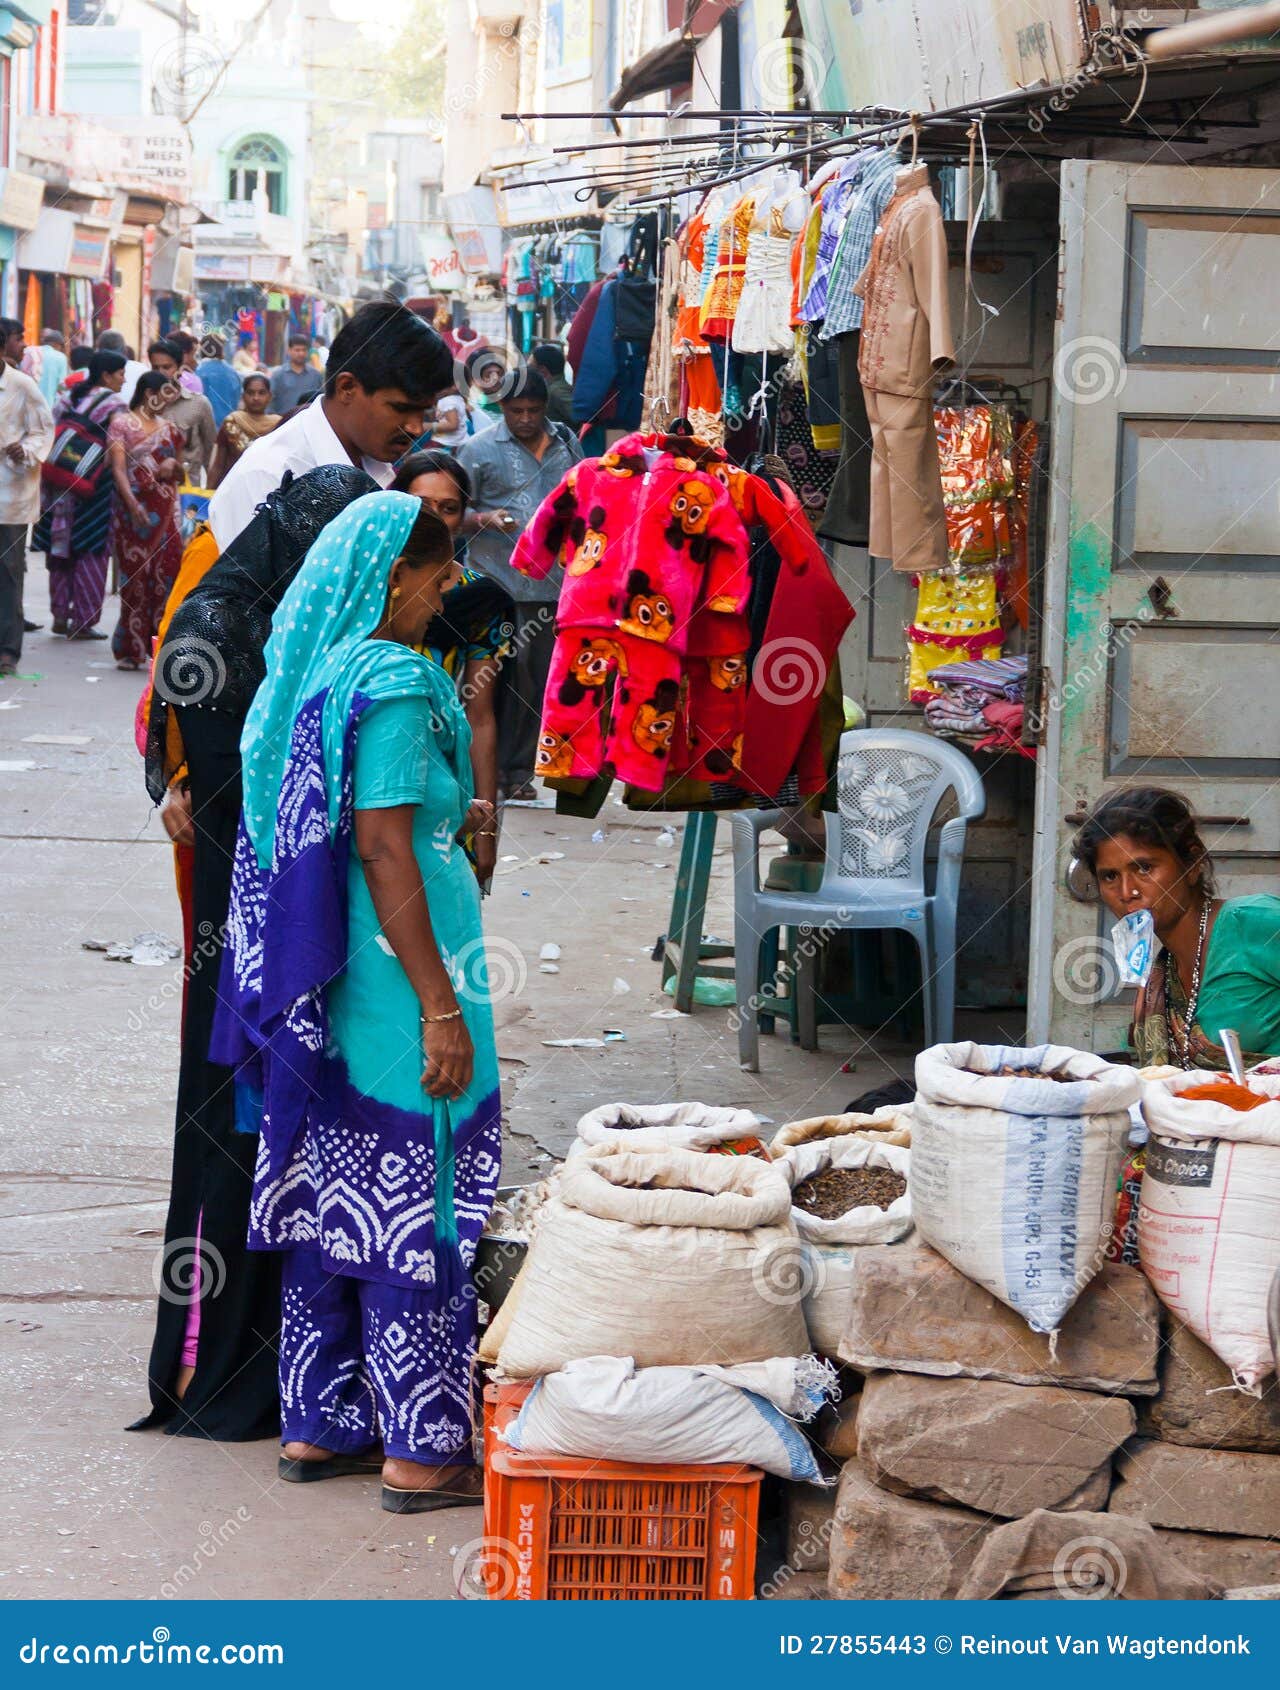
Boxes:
[95,329,147,404]
[209,301,454,551]
[0,334,55,674]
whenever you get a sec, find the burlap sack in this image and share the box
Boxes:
[495,1145,809,1378]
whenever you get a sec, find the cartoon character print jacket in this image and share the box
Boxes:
[511,431,854,796]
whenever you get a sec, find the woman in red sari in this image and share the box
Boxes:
[109,370,184,671]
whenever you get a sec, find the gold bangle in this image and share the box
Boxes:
[474,828,498,836]
[422,1007,463,1024]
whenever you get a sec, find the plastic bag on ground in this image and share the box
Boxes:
[1140,1071,1280,1393]
[911,1042,1139,1336]
[498,1353,840,1482]
[495,1145,809,1377]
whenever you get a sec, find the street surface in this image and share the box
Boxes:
[0,570,884,1600]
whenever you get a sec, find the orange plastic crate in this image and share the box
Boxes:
[483,1445,761,1601]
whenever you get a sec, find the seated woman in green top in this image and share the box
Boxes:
[1074,788,1280,1070]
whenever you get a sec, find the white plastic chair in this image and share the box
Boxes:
[730,729,986,1070]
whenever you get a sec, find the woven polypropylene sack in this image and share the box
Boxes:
[910,1043,1139,1334]
[495,1145,808,1377]
[1140,1073,1280,1393]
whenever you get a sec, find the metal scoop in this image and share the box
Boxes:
[1219,1027,1247,1086]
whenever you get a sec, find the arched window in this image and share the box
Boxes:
[228,136,287,216]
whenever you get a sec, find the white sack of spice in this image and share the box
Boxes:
[495,1145,808,1378]
[910,1042,1139,1338]
[572,1100,764,1156]
[1140,1071,1280,1393]
[773,1138,912,1358]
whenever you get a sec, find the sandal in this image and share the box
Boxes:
[504,782,538,803]
[381,1467,484,1514]
[278,1447,383,1483]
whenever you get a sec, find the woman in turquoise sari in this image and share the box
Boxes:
[213,490,501,1513]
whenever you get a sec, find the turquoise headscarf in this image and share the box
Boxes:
[241,489,470,867]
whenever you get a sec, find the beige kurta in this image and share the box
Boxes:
[854,165,954,573]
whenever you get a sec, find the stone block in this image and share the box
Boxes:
[827,1458,993,1601]
[786,1487,836,1575]
[837,1242,1160,1395]
[1139,1320,1280,1454]
[817,1391,860,1460]
[857,1371,1133,1517]
[1111,1440,1280,1538]
[1154,1530,1280,1592]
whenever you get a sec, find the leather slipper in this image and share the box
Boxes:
[278,1449,382,1483]
[380,1480,484,1514]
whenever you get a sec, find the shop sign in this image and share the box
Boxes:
[795,0,1087,112]
[495,162,594,227]
[544,0,592,85]
[194,254,252,281]
[69,222,109,279]
[443,187,502,273]
[419,231,464,291]
[0,169,45,232]
[111,119,193,200]
[18,113,120,184]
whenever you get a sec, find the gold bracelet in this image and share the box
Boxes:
[474,828,498,836]
[422,1007,463,1024]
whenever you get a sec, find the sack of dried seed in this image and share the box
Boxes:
[773,1139,913,1357]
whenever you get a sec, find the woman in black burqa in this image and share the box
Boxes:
[132,464,377,1440]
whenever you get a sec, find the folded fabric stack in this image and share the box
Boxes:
[923,654,1033,758]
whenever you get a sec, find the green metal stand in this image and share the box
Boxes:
[660,813,734,1012]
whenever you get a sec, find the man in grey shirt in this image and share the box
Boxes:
[458,367,582,799]
[269,335,323,415]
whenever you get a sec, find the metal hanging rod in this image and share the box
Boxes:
[502,107,914,123]
[548,121,841,158]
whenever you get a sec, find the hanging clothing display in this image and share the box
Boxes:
[732,204,801,356]
[700,194,756,341]
[935,403,1017,569]
[510,430,853,806]
[855,163,954,574]
[906,568,1003,702]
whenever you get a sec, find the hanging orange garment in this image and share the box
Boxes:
[700,193,755,341]
[133,524,221,786]
[23,274,40,345]
[673,210,712,352]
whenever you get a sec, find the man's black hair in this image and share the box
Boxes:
[288,332,310,349]
[148,338,181,363]
[501,366,548,405]
[324,301,452,401]
[532,342,565,379]
[0,317,23,341]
